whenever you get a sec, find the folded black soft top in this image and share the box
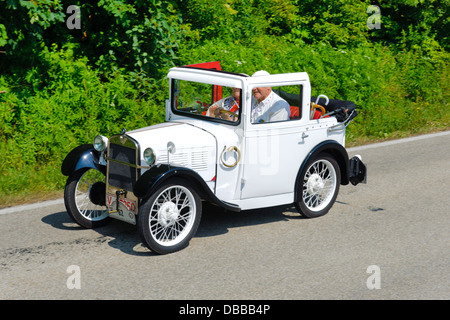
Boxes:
[273,89,357,122]
[312,96,357,122]
[312,96,355,110]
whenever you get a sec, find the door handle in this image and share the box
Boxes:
[299,132,309,143]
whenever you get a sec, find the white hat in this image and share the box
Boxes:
[252,70,270,77]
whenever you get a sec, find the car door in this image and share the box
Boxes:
[240,120,310,199]
[240,82,313,200]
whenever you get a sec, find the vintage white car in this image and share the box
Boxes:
[61,62,366,254]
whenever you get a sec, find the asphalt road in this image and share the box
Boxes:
[1,131,449,300]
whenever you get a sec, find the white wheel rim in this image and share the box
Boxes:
[149,185,196,247]
[302,159,337,212]
[75,170,108,221]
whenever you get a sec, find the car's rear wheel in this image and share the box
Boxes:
[64,168,110,228]
[138,178,202,254]
[295,154,340,218]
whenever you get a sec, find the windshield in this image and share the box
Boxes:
[172,79,241,124]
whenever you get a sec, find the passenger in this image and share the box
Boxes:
[207,87,240,121]
[250,70,290,123]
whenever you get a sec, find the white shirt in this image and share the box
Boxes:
[251,91,290,123]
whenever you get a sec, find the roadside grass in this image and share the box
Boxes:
[0,164,65,209]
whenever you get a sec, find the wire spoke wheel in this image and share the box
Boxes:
[303,159,336,211]
[64,168,110,228]
[139,178,201,254]
[295,154,340,218]
[150,185,196,246]
[74,169,109,222]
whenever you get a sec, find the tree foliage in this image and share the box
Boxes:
[1,0,184,79]
[1,0,448,75]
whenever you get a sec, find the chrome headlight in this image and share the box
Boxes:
[143,147,157,166]
[93,135,108,152]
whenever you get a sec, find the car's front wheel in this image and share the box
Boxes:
[64,168,110,228]
[138,178,202,254]
[294,154,341,218]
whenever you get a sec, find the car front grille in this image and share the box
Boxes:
[107,134,140,191]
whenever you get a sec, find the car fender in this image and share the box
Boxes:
[61,144,106,176]
[294,140,350,202]
[133,164,241,212]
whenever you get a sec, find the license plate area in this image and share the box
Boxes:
[106,191,137,225]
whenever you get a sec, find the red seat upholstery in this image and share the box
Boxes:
[290,106,299,119]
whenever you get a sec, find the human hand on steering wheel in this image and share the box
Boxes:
[207,104,238,120]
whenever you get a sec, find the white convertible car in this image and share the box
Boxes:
[61,62,366,254]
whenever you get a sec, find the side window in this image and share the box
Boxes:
[251,84,303,123]
[273,85,302,121]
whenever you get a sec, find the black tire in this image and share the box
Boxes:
[138,178,202,254]
[64,168,110,228]
[294,154,341,218]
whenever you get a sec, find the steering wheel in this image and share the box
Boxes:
[219,109,239,118]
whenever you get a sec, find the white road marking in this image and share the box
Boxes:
[0,198,64,215]
[348,130,450,152]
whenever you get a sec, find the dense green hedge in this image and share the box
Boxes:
[0,0,449,205]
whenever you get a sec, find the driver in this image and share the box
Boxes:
[206,87,240,121]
